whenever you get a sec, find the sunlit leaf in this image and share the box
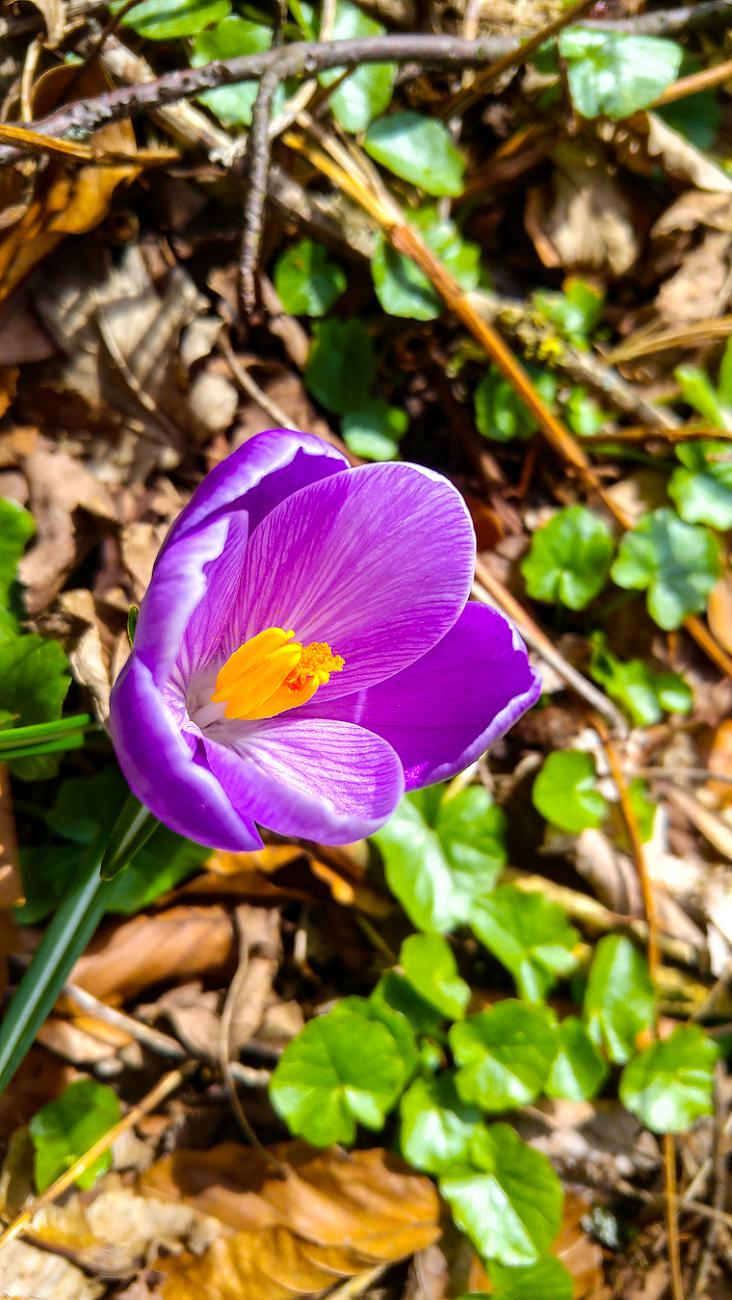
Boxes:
[560,29,683,120]
[401,933,470,1020]
[119,0,231,39]
[191,17,277,125]
[584,935,655,1064]
[521,505,615,610]
[475,366,557,443]
[400,1072,480,1174]
[532,750,608,835]
[546,1016,607,1101]
[611,507,721,630]
[29,1078,120,1191]
[364,112,465,196]
[320,0,395,133]
[471,885,579,1001]
[273,238,346,317]
[342,400,408,461]
[451,1001,558,1111]
[305,317,376,414]
[619,1024,718,1132]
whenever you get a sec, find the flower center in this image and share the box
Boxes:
[211,626,345,721]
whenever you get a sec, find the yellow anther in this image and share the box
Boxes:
[212,626,344,721]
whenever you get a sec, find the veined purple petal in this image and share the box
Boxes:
[305,602,541,788]
[219,462,476,697]
[202,716,404,842]
[109,656,262,851]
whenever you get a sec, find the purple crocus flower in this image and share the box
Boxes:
[109,430,540,850]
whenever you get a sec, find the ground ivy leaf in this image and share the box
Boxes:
[611,507,721,630]
[474,366,557,442]
[191,17,279,125]
[470,885,579,1001]
[559,29,683,120]
[589,631,692,727]
[273,238,346,317]
[532,750,608,835]
[521,505,615,610]
[400,933,470,1021]
[374,784,506,933]
[584,934,655,1064]
[546,1016,607,1101]
[29,1078,121,1192]
[119,0,231,40]
[486,1256,574,1300]
[319,0,395,133]
[305,317,376,414]
[620,1025,718,1133]
[342,400,408,461]
[669,440,732,531]
[0,635,71,780]
[450,1001,558,1111]
[399,1072,480,1174]
[269,1008,406,1145]
[364,112,465,196]
[372,208,480,320]
[440,1123,563,1266]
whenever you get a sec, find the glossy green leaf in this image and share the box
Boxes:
[487,1256,574,1300]
[676,364,728,428]
[611,507,721,630]
[619,1024,718,1133]
[669,440,732,531]
[370,971,444,1039]
[589,631,692,727]
[584,935,655,1064]
[269,1008,406,1145]
[474,366,557,443]
[0,635,70,780]
[191,17,277,125]
[372,208,480,320]
[342,400,408,461]
[334,993,418,1079]
[532,278,604,349]
[565,387,608,437]
[400,933,470,1021]
[546,1016,607,1101]
[399,1072,480,1173]
[658,89,720,150]
[29,1078,121,1192]
[440,1123,563,1265]
[521,505,615,610]
[451,1001,558,1111]
[364,112,465,196]
[532,750,608,835]
[320,0,395,132]
[305,317,376,414]
[273,238,346,317]
[471,885,579,1001]
[0,498,34,640]
[119,0,230,39]
[559,28,683,120]
[374,784,506,933]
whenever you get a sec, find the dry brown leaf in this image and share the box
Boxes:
[708,573,732,657]
[69,905,234,1005]
[204,845,391,915]
[0,1238,103,1300]
[56,588,118,722]
[655,231,732,326]
[142,1143,440,1300]
[641,114,732,194]
[24,0,66,45]
[707,717,732,807]
[525,143,639,277]
[224,905,281,1056]
[653,191,732,239]
[666,784,732,863]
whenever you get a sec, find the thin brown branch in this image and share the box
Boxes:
[664,1133,685,1300]
[239,67,280,317]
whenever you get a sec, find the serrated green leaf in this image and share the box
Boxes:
[589,631,692,727]
[319,0,395,132]
[474,366,557,443]
[532,750,608,835]
[191,17,279,125]
[451,1001,558,1111]
[364,112,465,196]
[374,784,506,933]
[342,400,408,461]
[521,505,615,610]
[372,208,480,320]
[486,1256,574,1300]
[584,935,655,1064]
[546,1016,607,1101]
[29,1078,121,1192]
[620,1024,718,1133]
[269,1008,406,1145]
[559,28,683,120]
[440,1124,563,1265]
[118,0,230,39]
[611,507,721,630]
[399,1072,480,1173]
[273,238,346,317]
[669,440,732,531]
[401,933,470,1020]
[471,885,579,1001]
[305,317,376,414]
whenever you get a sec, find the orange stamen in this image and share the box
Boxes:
[211,626,344,721]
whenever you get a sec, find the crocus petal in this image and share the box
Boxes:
[223,462,475,697]
[201,717,405,842]
[305,602,541,788]
[109,656,262,851]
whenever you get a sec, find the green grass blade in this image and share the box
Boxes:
[0,714,92,748]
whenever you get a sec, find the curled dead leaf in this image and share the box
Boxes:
[525,143,639,278]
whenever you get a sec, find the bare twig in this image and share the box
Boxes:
[240,67,281,317]
[664,1133,685,1300]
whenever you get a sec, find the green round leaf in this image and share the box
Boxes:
[342,400,408,461]
[320,0,396,133]
[364,112,465,196]
[584,935,655,1064]
[119,0,231,39]
[546,1016,607,1101]
[401,933,470,1021]
[440,1123,563,1265]
[334,993,418,1079]
[474,367,557,443]
[611,507,721,630]
[532,750,608,835]
[588,632,692,727]
[370,971,444,1039]
[471,885,579,1001]
[0,498,34,639]
[450,1001,558,1111]
[375,785,506,933]
[521,505,615,610]
[269,1009,406,1145]
[273,239,346,317]
[487,1256,574,1300]
[29,1079,121,1192]
[620,1025,718,1133]
[191,17,275,125]
[669,440,732,531]
[305,317,376,414]
[559,29,683,120]
[400,1072,480,1174]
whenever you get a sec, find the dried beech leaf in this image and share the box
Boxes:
[525,144,638,278]
[656,231,732,326]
